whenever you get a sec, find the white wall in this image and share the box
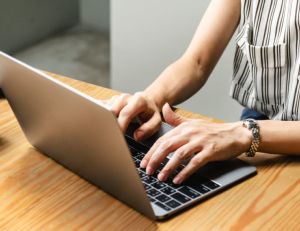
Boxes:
[80,0,110,33]
[111,0,243,121]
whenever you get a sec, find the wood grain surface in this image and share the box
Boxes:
[0,73,299,231]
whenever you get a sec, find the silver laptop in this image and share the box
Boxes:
[0,52,256,220]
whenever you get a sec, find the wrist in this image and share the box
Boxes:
[143,87,167,110]
[232,121,253,154]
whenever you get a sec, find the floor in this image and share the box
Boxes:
[14,26,110,87]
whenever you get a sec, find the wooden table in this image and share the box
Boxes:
[0,73,299,230]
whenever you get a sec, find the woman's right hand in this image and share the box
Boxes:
[106,92,162,141]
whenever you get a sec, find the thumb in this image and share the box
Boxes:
[162,103,187,127]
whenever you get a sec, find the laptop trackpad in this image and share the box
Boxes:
[126,122,173,148]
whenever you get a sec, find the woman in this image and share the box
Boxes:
[107,0,300,185]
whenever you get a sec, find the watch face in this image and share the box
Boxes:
[249,122,255,129]
[246,119,257,129]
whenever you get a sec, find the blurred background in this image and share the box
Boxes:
[1,0,110,87]
[0,0,242,121]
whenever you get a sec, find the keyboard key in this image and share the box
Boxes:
[171,192,191,203]
[177,165,185,171]
[158,163,166,171]
[168,164,184,175]
[143,184,152,191]
[172,165,184,175]
[166,181,182,189]
[136,154,145,160]
[162,158,170,166]
[185,178,211,194]
[203,180,220,190]
[135,160,141,167]
[151,181,167,190]
[152,170,160,178]
[147,189,161,197]
[139,168,146,172]
[160,187,176,195]
[189,184,211,194]
[142,176,157,184]
[129,146,139,156]
[155,202,171,211]
[178,186,201,199]
[132,156,138,161]
[156,194,171,203]
[138,170,146,178]
[149,196,156,202]
[166,200,181,209]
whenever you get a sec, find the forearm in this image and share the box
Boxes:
[143,55,208,109]
[143,0,240,110]
[258,120,300,155]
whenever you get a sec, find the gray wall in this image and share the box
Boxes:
[80,0,110,33]
[111,0,243,121]
[0,0,79,54]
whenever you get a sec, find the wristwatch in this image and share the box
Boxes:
[242,119,260,157]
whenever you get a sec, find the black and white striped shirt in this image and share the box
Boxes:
[230,0,300,120]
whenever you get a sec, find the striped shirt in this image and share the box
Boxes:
[229,0,300,120]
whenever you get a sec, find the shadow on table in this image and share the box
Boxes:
[241,153,300,168]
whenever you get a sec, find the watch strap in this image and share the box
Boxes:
[242,119,260,157]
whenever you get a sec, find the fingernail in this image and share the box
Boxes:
[158,172,167,181]
[140,159,147,168]
[146,166,154,175]
[173,176,183,185]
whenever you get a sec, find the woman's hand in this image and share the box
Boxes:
[140,103,252,184]
[105,92,162,141]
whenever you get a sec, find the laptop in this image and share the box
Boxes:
[0,52,256,220]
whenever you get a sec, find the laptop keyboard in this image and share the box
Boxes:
[126,136,221,211]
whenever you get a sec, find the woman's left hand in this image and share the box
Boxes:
[140,103,252,184]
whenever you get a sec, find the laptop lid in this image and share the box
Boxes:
[0,52,156,219]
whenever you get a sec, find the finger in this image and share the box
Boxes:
[162,103,187,127]
[144,136,187,175]
[111,93,131,116]
[140,126,181,168]
[140,136,163,169]
[157,142,199,181]
[133,112,161,141]
[173,150,210,184]
[118,94,147,132]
